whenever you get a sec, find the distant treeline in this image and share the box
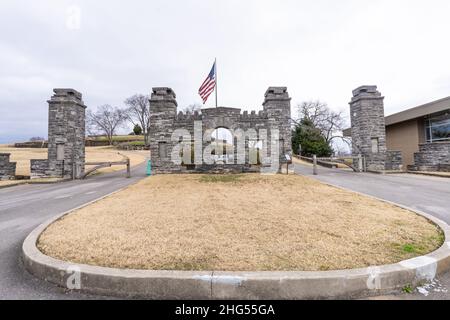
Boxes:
[14,135,145,149]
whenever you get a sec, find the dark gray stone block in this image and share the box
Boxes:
[0,153,16,180]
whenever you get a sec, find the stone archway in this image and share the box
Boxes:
[210,127,234,164]
[148,87,292,174]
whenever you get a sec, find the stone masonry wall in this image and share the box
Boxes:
[411,142,450,171]
[385,151,403,171]
[0,153,16,180]
[30,160,50,179]
[149,87,292,174]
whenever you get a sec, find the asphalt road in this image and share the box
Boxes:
[1,162,449,300]
[294,163,450,300]
[0,163,148,299]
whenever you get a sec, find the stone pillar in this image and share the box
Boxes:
[47,89,87,179]
[350,86,387,171]
[263,87,292,168]
[149,87,178,174]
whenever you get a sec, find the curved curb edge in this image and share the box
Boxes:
[22,185,450,300]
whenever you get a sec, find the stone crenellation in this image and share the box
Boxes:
[175,110,269,121]
[149,87,292,174]
[0,153,16,180]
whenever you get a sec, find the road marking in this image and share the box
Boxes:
[54,195,72,200]
[85,191,97,195]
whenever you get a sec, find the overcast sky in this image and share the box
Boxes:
[1,0,450,143]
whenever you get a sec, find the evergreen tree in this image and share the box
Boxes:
[133,124,143,135]
[292,118,333,157]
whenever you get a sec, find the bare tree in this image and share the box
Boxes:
[87,105,126,146]
[297,101,347,143]
[124,94,151,145]
[181,104,202,114]
[29,137,45,142]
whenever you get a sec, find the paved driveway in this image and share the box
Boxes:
[0,163,147,299]
[2,162,449,300]
[294,163,450,224]
[295,162,450,299]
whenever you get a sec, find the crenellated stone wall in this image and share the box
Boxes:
[149,87,292,174]
[0,153,16,180]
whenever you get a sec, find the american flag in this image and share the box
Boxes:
[198,61,216,104]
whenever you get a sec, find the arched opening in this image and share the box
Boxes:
[248,140,263,165]
[211,128,234,164]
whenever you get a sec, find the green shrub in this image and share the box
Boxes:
[133,125,143,135]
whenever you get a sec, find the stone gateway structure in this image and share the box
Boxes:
[149,87,292,174]
[31,89,87,179]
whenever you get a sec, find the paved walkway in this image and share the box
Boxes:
[294,162,450,299]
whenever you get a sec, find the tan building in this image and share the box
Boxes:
[345,96,450,171]
[386,97,450,168]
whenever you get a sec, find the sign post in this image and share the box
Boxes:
[313,155,318,175]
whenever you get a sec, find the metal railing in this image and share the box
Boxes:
[82,153,131,179]
[295,154,367,174]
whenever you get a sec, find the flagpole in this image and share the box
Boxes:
[215,58,219,159]
[215,58,218,108]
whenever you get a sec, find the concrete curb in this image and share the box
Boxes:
[0,181,27,189]
[22,182,450,300]
[0,178,72,190]
[407,171,450,179]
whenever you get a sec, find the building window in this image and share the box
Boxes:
[371,138,379,153]
[426,114,450,143]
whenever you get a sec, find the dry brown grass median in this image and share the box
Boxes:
[38,174,443,272]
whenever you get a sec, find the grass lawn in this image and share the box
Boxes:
[38,174,443,272]
[0,146,148,177]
